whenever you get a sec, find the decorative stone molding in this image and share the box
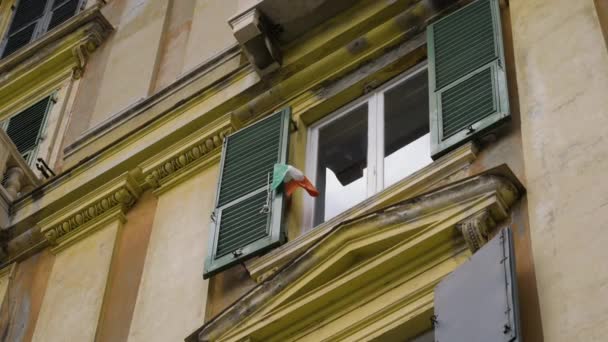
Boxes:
[39,173,140,252]
[140,118,234,192]
[71,19,112,79]
[456,209,497,252]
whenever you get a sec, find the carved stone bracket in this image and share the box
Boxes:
[71,20,112,79]
[141,121,233,191]
[456,209,497,253]
[39,173,140,251]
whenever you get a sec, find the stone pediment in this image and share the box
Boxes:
[188,166,523,342]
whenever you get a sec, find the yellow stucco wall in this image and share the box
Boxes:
[182,0,238,74]
[512,0,608,340]
[88,0,170,128]
[31,220,121,342]
[127,166,219,342]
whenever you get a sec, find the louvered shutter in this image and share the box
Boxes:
[427,0,509,159]
[1,0,50,58]
[48,0,82,31]
[204,108,291,278]
[4,96,53,165]
[434,228,521,342]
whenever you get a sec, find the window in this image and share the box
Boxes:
[1,95,54,165]
[0,0,85,58]
[307,64,432,227]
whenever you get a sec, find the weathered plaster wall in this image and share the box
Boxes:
[127,166,219,342]
[96,192,158,342]
[512,0,608,341]
[31,220,121,342]
[595,0,608,48]
[182,0,238,74]
[88,0,170,128]
[0,252,53,342]
[151,0,197,92]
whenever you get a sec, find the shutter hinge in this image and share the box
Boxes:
[430,315,439,328]
[466,125,476,135]
[210,211,217,223]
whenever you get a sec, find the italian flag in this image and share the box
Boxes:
[271,164,320,197]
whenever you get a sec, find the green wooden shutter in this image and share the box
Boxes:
[4,96,53,165]
[204,108,291,278]
[428,0,509,159]
[1,0,50,58]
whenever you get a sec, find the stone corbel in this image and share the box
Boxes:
[229,7,281,77]
[39,173,141,253]
[456,209,497,252]
[71,20,113,79]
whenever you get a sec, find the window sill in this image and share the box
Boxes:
[245,141,478,283]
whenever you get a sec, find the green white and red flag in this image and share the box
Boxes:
[271,164,319,197]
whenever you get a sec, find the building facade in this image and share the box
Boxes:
[0,0,606,341]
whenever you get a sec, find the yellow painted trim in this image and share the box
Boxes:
[0,262,15,277]
[0,0,16,42]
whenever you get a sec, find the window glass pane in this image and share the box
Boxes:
[384,70,432,188]
[314,104,368,225]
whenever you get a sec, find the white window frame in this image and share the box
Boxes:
[304,62,428,231]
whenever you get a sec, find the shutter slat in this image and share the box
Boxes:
[428,0,510,158]
[205,109,290,278]
[441,67,495,138]
[434,0,496,89]
[216,186,268,258]
[218,114,283,206]
[5,97,51,160]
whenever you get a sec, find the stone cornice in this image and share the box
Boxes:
[139,117,235,194]
[0,4,113,111]
[38,173,140,253]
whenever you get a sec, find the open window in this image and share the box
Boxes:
[306,64,432,228]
